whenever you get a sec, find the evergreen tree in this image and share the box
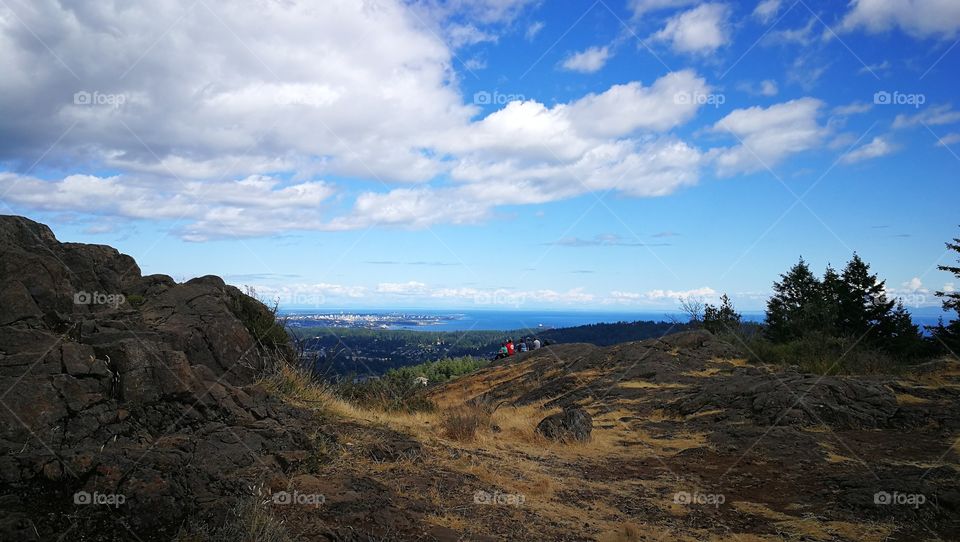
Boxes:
[882,300,921,354]
[932,230,960,353]
[837,253,894,339]
[704,294,742,335]
[817,264,844,335]
[765,258,822,342]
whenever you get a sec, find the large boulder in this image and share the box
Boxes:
[535,408,592,442]
[0,215,311,541]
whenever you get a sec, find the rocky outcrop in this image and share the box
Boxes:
[0,216,312,541]
[671,370,900,429]
[535,408,592,442]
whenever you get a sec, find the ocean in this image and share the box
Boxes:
[278,307,950,332]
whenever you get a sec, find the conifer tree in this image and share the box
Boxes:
[704,294,742,334]
[933,230,960,353]
[837,253,894,338]
[765,258,822,342]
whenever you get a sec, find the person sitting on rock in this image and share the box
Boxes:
[533,337,541,349]
[506,339,515,356]
[495,343,508,359]
[519,339,528,353]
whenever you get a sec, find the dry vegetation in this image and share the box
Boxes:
[243,341,958,541]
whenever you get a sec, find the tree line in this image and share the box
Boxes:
[695,228,959,373]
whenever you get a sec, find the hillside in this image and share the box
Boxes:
[1,216,958,541]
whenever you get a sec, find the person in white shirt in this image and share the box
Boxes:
[532,338,541,349]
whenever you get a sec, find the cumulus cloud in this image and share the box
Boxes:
[840,136,898,164]
[712,98,828,175]
[561,46,612,73]
[651,3,731,54]
[0,1,715,240]
[0,172,335,241]
[839,0,960,38]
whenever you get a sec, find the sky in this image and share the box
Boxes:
[0,0,958,312]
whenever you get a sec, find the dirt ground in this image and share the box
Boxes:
[265,331,960,541]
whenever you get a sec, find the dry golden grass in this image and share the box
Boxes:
[732,502,894,542]
[618,380,688,389]
[710,357,749,367]
[682,367,723,377]
[441,403,492,441]
[896,393,931,405]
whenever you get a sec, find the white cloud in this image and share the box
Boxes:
[0,172,335,241]
[0,1,714,240]
[737,80,779,96]
[832,102,873,116]
[893,105,960,129]
[712,98,828,175]
[840,136,898,164]
[629,0,698,17]
[561,46,611,73]
[839,0,960,38]
[377,281,430,295]
[945,282,956,293]
[936,132,960,146]
[760,80,779,96]
[753,0,782,23]
[651,3,731,54]
[610,287,717,304]
[446,23,498,48]
[525,21,545,40]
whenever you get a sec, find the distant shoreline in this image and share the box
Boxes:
[278,308,947,332]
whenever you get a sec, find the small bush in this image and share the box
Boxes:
[743,333,915,375]
[334,377,435,413]
[175,494,292,542]
[440,403,492,441]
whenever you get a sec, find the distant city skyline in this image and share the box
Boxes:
[1,1,957,311]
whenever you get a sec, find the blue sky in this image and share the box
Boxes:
[0,0,957,312]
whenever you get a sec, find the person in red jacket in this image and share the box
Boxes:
[506,339,515,356]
